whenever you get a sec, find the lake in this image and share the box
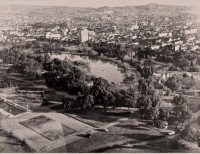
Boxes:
[50,54,125,84]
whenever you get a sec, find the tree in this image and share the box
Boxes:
[171,94,191,126]
[116,44,126,59]
[165,75,181,92]
[159,108,170,121]
[91,77,114,109]
[43,58,87,94]
[84,95,94,109]
[171,94,187,107]
[62,96,75,111]
[173,51,191,70]
[137,66,161,121]
[137,65,154,79]
[76,94,94,110]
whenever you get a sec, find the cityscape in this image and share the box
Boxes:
[0,0,200,153]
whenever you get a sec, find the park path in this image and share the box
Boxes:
[101,121,121,129]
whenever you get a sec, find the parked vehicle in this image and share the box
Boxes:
[119,118,128,122]
[95,128,108,132]
[160,129,175,136]
[168,131,175,136]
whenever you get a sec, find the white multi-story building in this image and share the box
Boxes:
[184,29,197,35]
[129,21,139,30]
[79,28,96,43]
[151,45,160,50]
[79,29,89,43]
[46,32,61,39]
[159,32,172,37]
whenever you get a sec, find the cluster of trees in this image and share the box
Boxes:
[0,47,22,64]
[89,41,135,60]
[91,77,137,109]
[135,66,192,126]
[0,46,93,93]
[61,76,137,111]
[23,40,64,54]
[172,51,199,71]
[156,46,174,62]
[137,45,155,60]
[43,58,91,94]
[165,74,196,92]
[165,75,182,92]
[3,40,64,55]
[0,47,51,77]
[89,41,158,62]
[157,47,200,71]
[62,94,95,111]
[171,94,192,126]
[136,65,161,120]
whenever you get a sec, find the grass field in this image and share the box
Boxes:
[51,118,163,153]
[66,110,122,128]
[54,117,200,153]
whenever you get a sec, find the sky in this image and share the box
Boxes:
[0,0,200,7]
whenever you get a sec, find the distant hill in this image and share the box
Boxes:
[0,3,194,26]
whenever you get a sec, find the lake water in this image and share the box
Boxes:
[50,54,125,84]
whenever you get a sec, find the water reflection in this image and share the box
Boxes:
[50,54,125,84]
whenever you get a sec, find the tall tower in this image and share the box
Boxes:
[79,28,89,43]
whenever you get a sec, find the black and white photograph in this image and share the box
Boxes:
[0,0,200,153]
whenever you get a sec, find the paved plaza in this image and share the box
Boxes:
[1,112,94,152]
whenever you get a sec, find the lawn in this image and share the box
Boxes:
[147,138,186,151]
[55,117,200,153]
[51,118,163,153]
[66,110,120,128]
[20,115,76,141]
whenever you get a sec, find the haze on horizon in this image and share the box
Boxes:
[0,0,200,7]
